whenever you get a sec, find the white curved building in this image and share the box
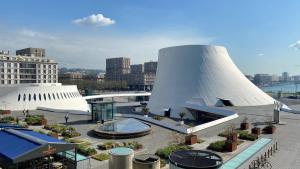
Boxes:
[148,45,275,119]
[0,83,90,113]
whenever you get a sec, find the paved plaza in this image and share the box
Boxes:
[10,99,300,169]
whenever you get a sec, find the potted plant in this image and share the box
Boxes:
[179,112,186,125]
[263,122,276,134]
[240,117,250,130]
[251,123,261,135]
[142,107,149,118]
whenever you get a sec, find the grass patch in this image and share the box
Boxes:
[155,144,192,159]
[92,153,109,161]
[197,139,205,144]
[152,115,164,121]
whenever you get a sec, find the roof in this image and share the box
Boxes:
[0,128,75,163]
[84,92,151,100]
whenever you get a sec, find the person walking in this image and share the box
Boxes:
[64,113,69,125]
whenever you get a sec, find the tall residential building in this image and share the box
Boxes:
[105,57,130,81]
[0,48,58,85]
[144,61,157,74]
[253,74,272,85]
[282,72,290,82]
[16,48,46,57]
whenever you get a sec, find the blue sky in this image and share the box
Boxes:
[1,0,300,75]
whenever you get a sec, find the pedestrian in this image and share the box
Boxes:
[22,110,26,116]
[26,110,29,116]
[65,113,69,125]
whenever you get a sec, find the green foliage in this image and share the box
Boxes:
[155,144,191,159]
[44,124,72,133]
[62,130,81,138]
[34,130,46,134]
[207,140,226,152]
[142,107,149,115]
[152,115,164,121]
[197,139,205,144]
[98,141,143,150]
[59,79,128,91]
[25,115,45,125]
[179,112,186,120]
[219,130,247,138]
[92,153,109,161]
[239,132,258,141]
[0,116,15,123]
[76,144,97,156]
[47,132,59,138]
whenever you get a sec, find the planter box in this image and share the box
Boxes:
[41,118,47,126]
[185,134,197,145]
[251,127,261,135]
[228,132,238,142]
[225,140,237,152]
[264,126,276,134]
[179,121,184,125]
[240,122,250,130]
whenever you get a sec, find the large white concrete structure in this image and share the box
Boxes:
[148,45,275,119]
[0,83,90,113]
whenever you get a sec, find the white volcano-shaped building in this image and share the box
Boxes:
[148,45,275,119]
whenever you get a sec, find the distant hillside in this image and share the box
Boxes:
[58,67,105,76]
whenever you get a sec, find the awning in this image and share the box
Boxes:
[0,128,75,164]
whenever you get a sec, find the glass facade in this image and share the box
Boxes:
[91,102,115,121]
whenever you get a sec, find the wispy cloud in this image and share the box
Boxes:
[258,53,264,56]
[72,14,115,27]
[289,40,300,50]
[18,29,57,40]
[0,28,213,69]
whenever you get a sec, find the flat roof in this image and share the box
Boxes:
[0,128,75,163]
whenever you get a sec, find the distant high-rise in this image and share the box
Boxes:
[16,48,46,57]
[254,74,272,85]
[105,57,130,81]
[282,72,290,82]
[144,61,157,74]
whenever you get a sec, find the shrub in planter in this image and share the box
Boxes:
[125,141,143,150]
[152,115,164,121]
[0,116,15,123]
[62,130,81,138]
[98,141,117,150]
[240,117,250,130]
[76,144,97,156]
[207,140,226,152]
[92,153,109,161]
[251,127,261,135]
[25,115,45,125]
[263,123,276,134]
[0,110,11,115]
[155,144,191,159]
[239,132,258,141]
[44,124,68,133]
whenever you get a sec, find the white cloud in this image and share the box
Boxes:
[72,14,115,27]
[258,53,264,56]
[0,28,213,69]
[289,40,300,50]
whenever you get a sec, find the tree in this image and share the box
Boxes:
[179,112,186,121]
[142,107,149,116]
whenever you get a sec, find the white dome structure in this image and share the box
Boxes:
[0,83,90,113]
[148,45,275,119]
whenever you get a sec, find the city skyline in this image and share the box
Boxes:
[1,0,300,74]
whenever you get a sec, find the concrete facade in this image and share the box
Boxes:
[148,45,275,119]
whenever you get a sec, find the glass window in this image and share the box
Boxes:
[29,94,31,101]
[44,93,47,101]
[33,94,36,101]
[60,93,64,99]
[52,93,56,100]
[57,93,60,99]
[39,93,42,101]
[18,94,21,102]
[48,93,51,100]
[23,94,26,101]
[64,93,67,99]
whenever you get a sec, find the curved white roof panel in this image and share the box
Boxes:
[148,45,275,117]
